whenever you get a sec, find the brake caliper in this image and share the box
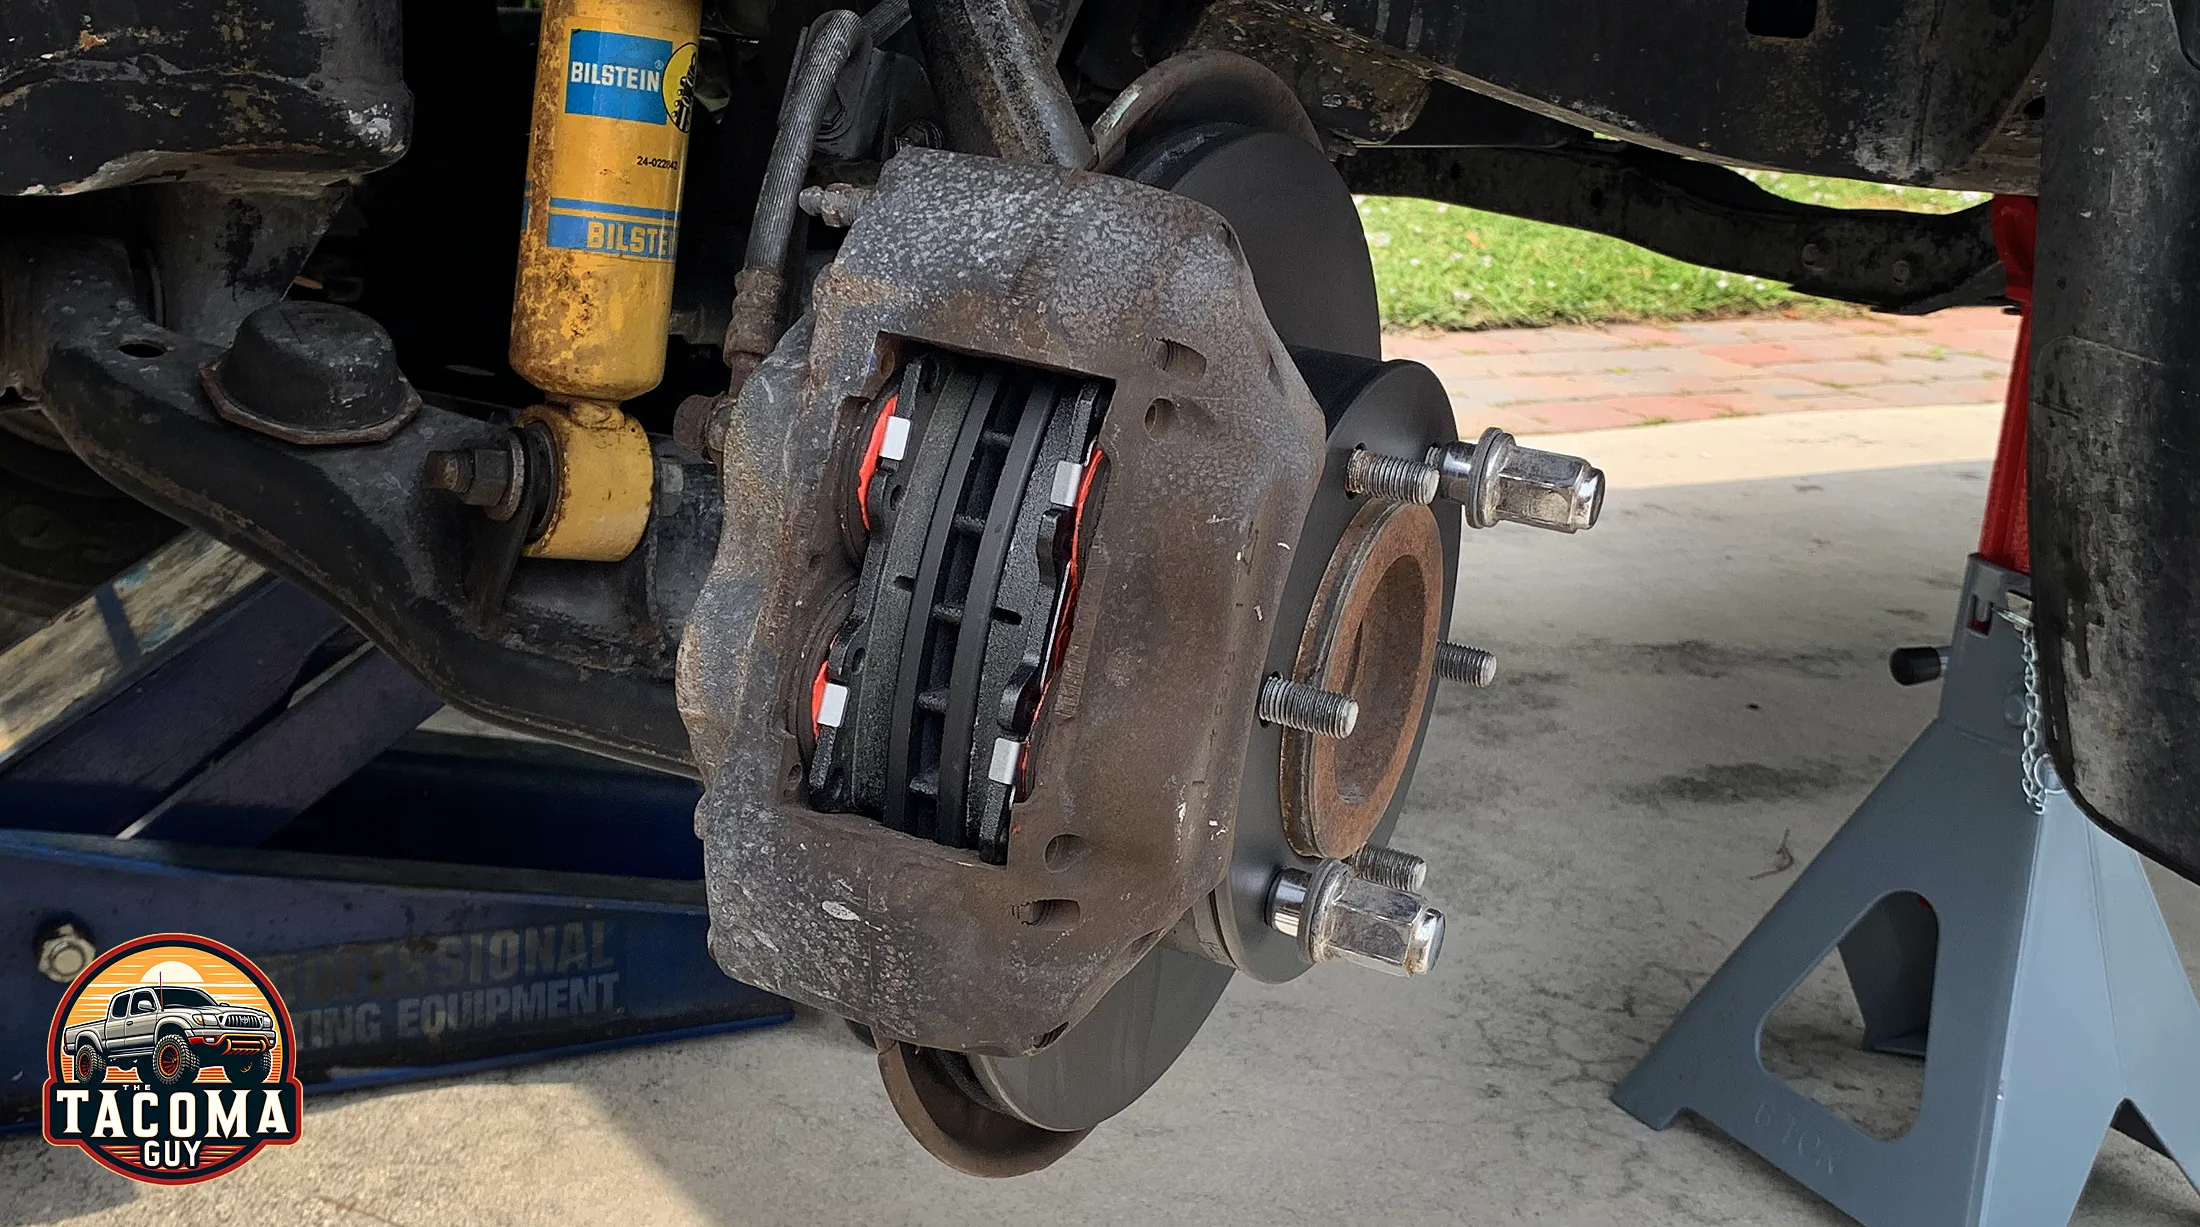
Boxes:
[676,147,1323,1054]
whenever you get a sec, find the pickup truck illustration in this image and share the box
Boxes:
[63,986,276,1090]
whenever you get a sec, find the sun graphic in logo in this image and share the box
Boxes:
[43,934,302,1184]
[138,960,203,985]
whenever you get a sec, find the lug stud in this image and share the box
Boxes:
[1434,641,1499,687]
[1348,844,1429,893]
[1259,676,1359,738]
[1344,448,1440,505]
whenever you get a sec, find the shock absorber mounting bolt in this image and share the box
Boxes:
[424,436,529,522]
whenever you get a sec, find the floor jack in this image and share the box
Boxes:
[0,533,789,1131]
[1613,199,2200,1223]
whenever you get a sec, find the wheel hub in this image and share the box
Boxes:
[1284,498,1446,860]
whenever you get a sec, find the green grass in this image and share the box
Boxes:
[1364,171,1990,331]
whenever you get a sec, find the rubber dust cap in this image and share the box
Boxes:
[203,301,422,445]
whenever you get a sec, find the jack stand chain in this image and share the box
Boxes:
[2001,605,2063,814]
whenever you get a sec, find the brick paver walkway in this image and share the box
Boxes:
[1383,305,2020,435]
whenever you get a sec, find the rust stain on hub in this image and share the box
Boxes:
[1281,499,1443,859]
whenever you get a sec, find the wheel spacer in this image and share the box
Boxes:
[1194,351,1461,985]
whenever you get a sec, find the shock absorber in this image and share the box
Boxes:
[509,0,702,561]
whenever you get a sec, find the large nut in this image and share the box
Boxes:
[37,923,96,984]
[1431,428,1604,533]
[1267,859,1445,976]
[424,437,528,521]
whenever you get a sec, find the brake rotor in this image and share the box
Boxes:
[907,115,1455,1154]
[1113,120,1383,362]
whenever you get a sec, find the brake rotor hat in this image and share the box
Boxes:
[1281,498,1446,860]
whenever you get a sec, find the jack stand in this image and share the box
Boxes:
[1613,557,2200,1226]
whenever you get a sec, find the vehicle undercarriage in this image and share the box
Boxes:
[1,0,2187,1175]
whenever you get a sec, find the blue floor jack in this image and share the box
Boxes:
[0,534,790,1131]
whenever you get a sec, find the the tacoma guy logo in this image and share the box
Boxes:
[43,933,302,1183]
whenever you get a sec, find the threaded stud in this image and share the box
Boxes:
[1259,676,1359,738]
[423,438,526,521]
[1434,641,1498,687]
[1344,449,1439,505]
[1349,844,1428,893]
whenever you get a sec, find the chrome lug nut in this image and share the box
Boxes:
[1344,448,1440,505]
[1429,427,1605,533]
[1434,641,1498,687]
[1348,844,1429,893]
[1268,859,1445,976]
[36,922,96,984]
[1259,676,1359,738]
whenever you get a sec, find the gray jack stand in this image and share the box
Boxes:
[1613,557,2200,1226]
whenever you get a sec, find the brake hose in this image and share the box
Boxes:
[723,8,868,385]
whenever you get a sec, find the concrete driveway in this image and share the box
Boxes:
[9,403,2199,1227]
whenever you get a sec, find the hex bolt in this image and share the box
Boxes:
[36,922,96,985]
[673,391,734,461]
[424,436,527,522]
[1267,859,1445,976]
[1259,676,1359,738]
[1344,448,1440,506]
[1428,428,1605,533]
[423,449,472,492]
[1349,844,1429,893]
[1434,641,1499,687]
[895,119,945,150]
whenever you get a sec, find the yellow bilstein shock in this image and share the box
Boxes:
[510,0,701,561]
